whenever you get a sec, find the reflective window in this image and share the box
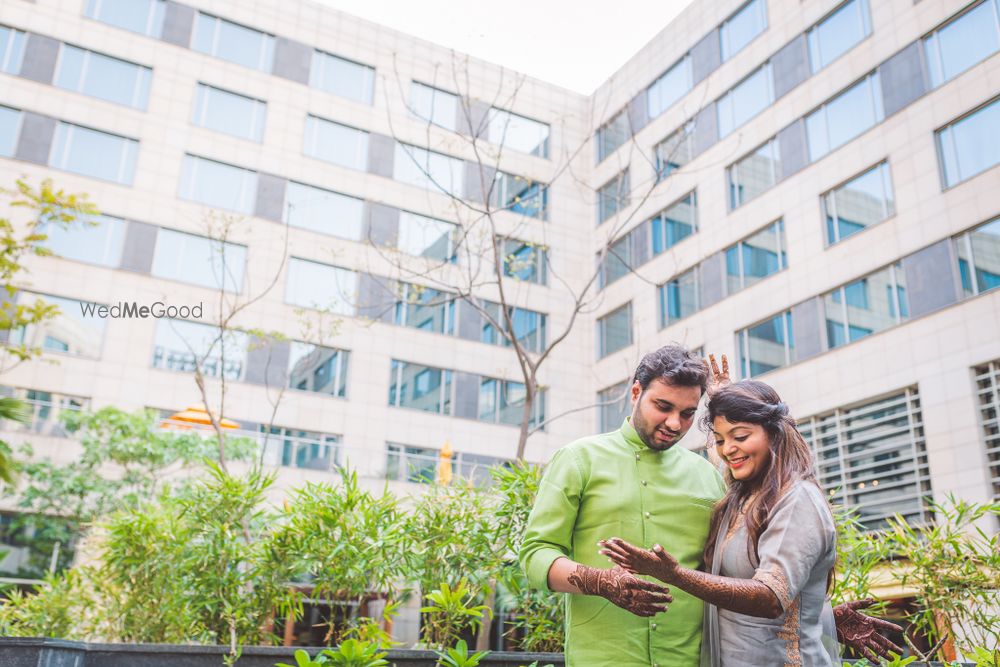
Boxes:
[386,443,440,483]
[191,13,274,72]
[192,83,266,142]
[284,181,364,241]
[388,360,452,415]
[647,56,692,119]
[659,267,699,328]
[394,143,465,193]
[10,292,106,359]
[152,228,247,292]
[0,26,26,74]
[304,115,369,171]
[480,301,547,353]
[152,318,247,380]
[179,154,257,213]
[287,342,349,397]
[652,191,697,255]
[598,380,630,432]
[738,310,794,377]
[311,50,375,105]
[717,64,773,138]
[600,235,632,288]
[822,162,894,245]
[808,0,872,72]
[284,257,357,316]
[597,302,632,358]
[937,97,1000,188]
[42,213,125,267]
[598,170,630,224]
[725,220,787,294]
[501,238,547,284]
[492,171,547,219]
[397,211,457,262]
[5,388,87,438]
[394,283,454,335]
[50,122,138,185]
[654,122,694,181]
[54,45,151,109]
[806,73,884,162]
[925,0,1000,88]
[0,105,21,157]
[720,0,768,61]
[824,263,907,348]
[488,108,550,158]
[410,82,458,130]
[596,110,630,163]
[955,217,1000,297]
[260,425,341,471]
[84,0,165,37]
[728,137,781,208]
[479,378,544,428]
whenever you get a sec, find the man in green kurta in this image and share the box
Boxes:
[520,345,724,667]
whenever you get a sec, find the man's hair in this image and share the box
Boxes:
[631,345,708,393]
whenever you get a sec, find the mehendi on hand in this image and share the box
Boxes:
[567,564,672,617]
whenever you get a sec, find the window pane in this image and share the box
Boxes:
[808,0,871,72]
[647,57,692,119]
[0,26,25,75]
[825,162,894,244]
[938,99,1000,187]
[395,284,453,334]
[499,381,527,426]
[742,311,792,376]
[152,318,246,379]
[42,213,125,267]
[397,211,456,261]
[0,105,21,157]
[502,239,546,284]
[597,110,630,162]
[284,258,356,315]
[11,292,106,358]
[393,143,465,193]
[192,83,265,142]
[598,171,630,224]
[925,1,1000,88]
[652,192,696,254]
[968,218,1000,294]
[179,155,257,213]
[479,378,497,421]
[824,265,905,348]
[599,303,632,357]
[394,362,450,414]
[288,342,348,397]
[807,74,884,162]
[598,380,630,432]
[655,124,694,180]
[602,236,631,286]
[311,51,375,104]
[741,221,785,288]
[729,139,780,207]
[304,116,369,171]
[488,108,550,158]
[660,268,698,327]
[55,45,151,109]
[718,64,772,137]
[50,123,137,185]
[85,0,165,37]
[721,0,767,61]
[152,228,247,292]
[192,13,274,72]
[410,82,458,131]
[492,171,547,219]
[284,181,364,240]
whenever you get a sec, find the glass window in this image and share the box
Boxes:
[806,73,884,162]
[720,0,768,61]
[728,137,781,208]
[659,267,699,328]
[955,217,1000,297]
[738,310,794,377]
[394,283,454,335]
[54,45,152,110]
[647,56,692,119]
[151,318,247,380]
[8,389,88,438]
[808,0,872,72]
[717,64,773,138]
[492,172,547,219]
[397,211,457,262]
[284,181,364,241]
[9,292,106,359]
[42,213,125,267]
[597,170,630,224]
[284,257,357,316]
[311,50,375,105]
[388,360,452,415]
[0,105,21,158]
[192,83,266,142]
[972,360,1000,511]
[598,380,631,432]
[654,122,694,181]
[179,155,257,213]
[410,82,458,131]
[259,425,340,471]
[937,97,1000,188]
[488,108,550,158]
[191,13,274,72]
[152,228,247,292]
[287,342,349,397]
[925,0,1000,88]
[304,115,369,171]
[477,378,543,428]
[725,220,787,294]
[822,162,895,244]
[84,0,165,37]
[385,443,441,483]
[598,302,632,358]
[501,238,547,284]
[600,235,632,288]
[393,143,465,193]
[824,263,907,348]
[652,191,697,255]
[0,26,26,74]
[480,301,547,353]
[50,122,138,185]
[596,110,630,163]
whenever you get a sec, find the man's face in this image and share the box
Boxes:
[630,378,702,450]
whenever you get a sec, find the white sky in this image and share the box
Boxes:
[311,0,699,95]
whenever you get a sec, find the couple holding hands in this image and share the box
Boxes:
[519,345,902,667]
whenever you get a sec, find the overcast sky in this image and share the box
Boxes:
[311,0,698,94]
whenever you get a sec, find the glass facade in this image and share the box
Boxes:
[737,310,794,377]
[924,0,1000,88]
[54,45,152,109]
[311,50,375,104]
[84,0,165,37]
[600,235,631,288]
[480,301,547,354]
[659,267,699,328]
[720,0,767,61]
[807,0,872,72]
[821,162,895,244]
[397,212,457,262]
[394,143,465,193]
[647,56,692,119]
[725,220,787,294]
[955,217,1000,297]
[652,191,697,254]
[50,122,138,185]
[283,181,364,240]
[410,82,458,130]
[597,302,632,358]
[179,154,257,213]
[192,13,274,72]
[654,123,694,181]
[717,63,773,138]
[479,378,544,428]
[9,292,106,359]
[152,228,247,292]
[42,213,125,268]
[394,283,455,335]
[823,263,908,348]
[287,343,349,397]
[806,73,884,162]
[492,171,547,219]
[488,108,550,158]
[728,138,781,208]
[598,380,631,432]
[597,170,630,224]
[261,426,341,471]
[192,83,266,142]
[0,105,18,157]
[304,115,369,171]
[596,110,630,163]
[388,360,452,415]
[501,238,547,284]
[284,257,357,316]
[937,97,1000,188]
[151,318,248,380]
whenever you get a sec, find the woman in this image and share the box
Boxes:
[600,373,900,666]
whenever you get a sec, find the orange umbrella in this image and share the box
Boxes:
[163,406,240,430]
[436,440,454,485]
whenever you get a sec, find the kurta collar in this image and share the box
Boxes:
[620,417,683,458]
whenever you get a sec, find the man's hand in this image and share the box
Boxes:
[834,599,904,663]
[707,353,731,396]
[567,564,672,617]
[599,538,681,585]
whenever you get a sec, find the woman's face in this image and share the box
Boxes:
[712,416,771,483]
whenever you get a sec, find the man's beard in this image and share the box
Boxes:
[632,404,680,450]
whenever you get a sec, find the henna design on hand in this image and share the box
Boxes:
[707,353,731,396]
[834,599,904,663]
[567,564,672,617]
[599,538,680,584]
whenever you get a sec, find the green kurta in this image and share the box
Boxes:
[519,418,725,667]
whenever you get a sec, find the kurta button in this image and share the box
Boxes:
[644,511,651,519]
[641,480,648,486]
[635,453,640,460]
[651,623,657,630]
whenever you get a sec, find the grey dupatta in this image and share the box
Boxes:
[699,504,732,667]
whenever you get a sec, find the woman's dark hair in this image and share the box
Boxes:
[632,345,708,393]
[701,380,828,571]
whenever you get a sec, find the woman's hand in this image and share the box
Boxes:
[599,538,681,584]
[707,353,731,396]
